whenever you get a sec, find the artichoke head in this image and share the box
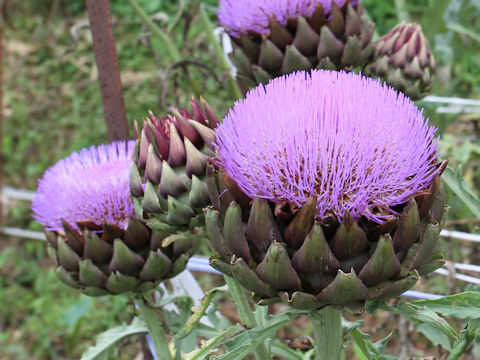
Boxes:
[205,161,448,310]
[130,97,219,240]
[229,1,375,88]
[365,22,436,100]
[45,217,196,296]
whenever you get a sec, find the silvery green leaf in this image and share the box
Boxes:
[183,325,244,360]
[447,319,480,360]
[413,291,480,319]
[417,323,452,351]
[80,317,148,360]
[442,166,480,218]
[386,302,457,340]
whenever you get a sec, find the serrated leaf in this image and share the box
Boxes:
[184,325,244,360]
[80,317,148,360]
[442,166,480,218]
[413,292,480,319]
[447,319,480,360]
[417,323,452,351]
[384,302,457,341]
[176,287,227,340]
[350,327,394,359]
[343,319,363,336]
[212,310,304,360]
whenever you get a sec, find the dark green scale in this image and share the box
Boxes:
[205,161,448,311]
[228,2,375,88]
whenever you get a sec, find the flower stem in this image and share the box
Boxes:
[224,275,271,360]
[135,294,173,360]
[197,4,243,100]
[309,307,343,360]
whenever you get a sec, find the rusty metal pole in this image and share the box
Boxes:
[86,0,130,142]
[0,1,4,225]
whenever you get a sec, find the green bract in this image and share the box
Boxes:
[46,217,195,296]
[205,162,448,310]
[130,98,218,244]
[228,2,374,88]
[365,22,436,100]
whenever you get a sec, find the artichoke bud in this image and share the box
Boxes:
[132,97,218,233]
[33,140,198,296]
[365,22,435,100]
[225,1,375,89]
[205,166,448,310]
[47,216,197,296]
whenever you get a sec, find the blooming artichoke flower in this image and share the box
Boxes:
[365,22,435,100]
[33,141,195,296]
[130,98,218,242]
[206,70,447,310]
[219,0,374,88]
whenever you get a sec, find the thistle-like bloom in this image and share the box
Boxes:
[33,141,195,296]
[206,70,447,310]
[33,141,135,231]
[219,0,373,90]
[215,70,439,223]
[219,0,351,36]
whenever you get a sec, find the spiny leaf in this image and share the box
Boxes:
[176,287,228,340]
[383,302,457,341]
[412,291,480,319]
[212,310,305,360]
[80,317,148,360]
[447,319,480,360]
[350,326,394,359]
[183,325,244,360]
[442,166,480,218]
[417,323,452,351]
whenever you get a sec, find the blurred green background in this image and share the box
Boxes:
[1,0,479,358]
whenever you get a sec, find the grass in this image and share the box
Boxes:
[1,0,480,358]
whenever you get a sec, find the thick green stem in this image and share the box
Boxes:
[136,295,173,360]
[309,307,343,360]
[197,4,243,100]
[224,275,270,360]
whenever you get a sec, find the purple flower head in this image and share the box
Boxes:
[215,70,440,223]
[219,0,356,36]
[32,141,136,231]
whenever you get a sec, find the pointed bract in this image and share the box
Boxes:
[205,70,446,310]
[366,22,435,100]
[223,0,375,87]
[246,198,282,252]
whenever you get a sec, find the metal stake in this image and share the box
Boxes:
[86,0,130,142]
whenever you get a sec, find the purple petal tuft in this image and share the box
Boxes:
[219,0,354,36]
[215,70,440,223]
[32,141,136,231]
